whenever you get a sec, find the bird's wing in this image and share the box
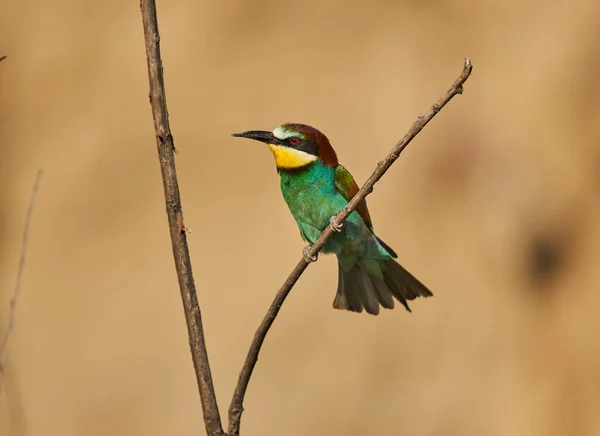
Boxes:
[333,164,373,230]
[333,164,398,258]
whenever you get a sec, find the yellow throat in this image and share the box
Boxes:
[268,144,317,170]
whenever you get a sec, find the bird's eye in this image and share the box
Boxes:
[289,137,300,145]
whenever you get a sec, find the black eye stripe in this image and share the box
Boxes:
[284,136,318,156]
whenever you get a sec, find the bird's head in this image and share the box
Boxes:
[232,123,338,171]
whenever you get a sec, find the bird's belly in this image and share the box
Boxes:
[283,186,376,256]
[285,188,337,234]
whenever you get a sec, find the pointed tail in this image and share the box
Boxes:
[333,259,433,315]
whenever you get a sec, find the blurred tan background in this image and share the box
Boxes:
[2,0,600,435]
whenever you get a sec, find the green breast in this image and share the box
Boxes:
[278,160,384,259]
[279,160,339,231]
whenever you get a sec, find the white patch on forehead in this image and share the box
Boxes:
[273,126,302,140]
[272,126,288,140]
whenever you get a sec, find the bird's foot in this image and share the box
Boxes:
[329,216,343,232]
[303,246,318,263]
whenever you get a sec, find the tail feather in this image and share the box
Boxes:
[357,265,380,315]
[371,274,395,309]
[384,259,433,302]
[333,259,432,315]
[334,265,363,313]
[384,276,412,312]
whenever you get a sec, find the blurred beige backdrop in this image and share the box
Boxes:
[1,0,600,435]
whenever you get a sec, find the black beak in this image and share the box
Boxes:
[231,130,278,145]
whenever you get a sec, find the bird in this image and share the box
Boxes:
[232,123,433,315]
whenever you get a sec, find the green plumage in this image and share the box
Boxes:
[232,123,432,315]
[280,161,380,258]
[280,160,432,315]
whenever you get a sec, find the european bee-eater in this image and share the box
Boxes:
[233,123,432,315]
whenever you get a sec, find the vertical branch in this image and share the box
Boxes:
[0,169,43,393]
[139,1,223,435]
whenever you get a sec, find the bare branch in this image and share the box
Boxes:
[0,56,6,63]
[0,169,43,393]
[139,1,223,435]
[227,58,474,435]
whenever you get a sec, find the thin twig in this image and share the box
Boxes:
[0,169,43,393]
[139,1,223,435]
[227,58,474,435]
[0,56,6,63]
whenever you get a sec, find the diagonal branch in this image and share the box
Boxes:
[0,56,6,63]
[227,58,474,436]
[0,169,43,394]
[139,1,223,435]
